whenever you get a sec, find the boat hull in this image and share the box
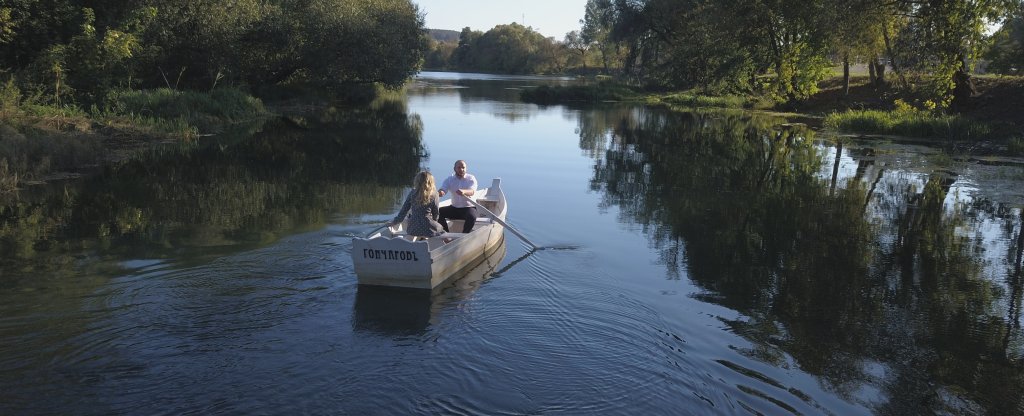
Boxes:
[351,179,508,289]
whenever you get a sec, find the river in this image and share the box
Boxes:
[1,71,1023,415]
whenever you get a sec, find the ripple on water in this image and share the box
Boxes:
[372,251,707,414]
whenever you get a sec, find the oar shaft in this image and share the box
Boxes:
[470,200,538,250]
[364,223,389,238]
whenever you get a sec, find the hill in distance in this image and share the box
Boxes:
[427,29,460,43]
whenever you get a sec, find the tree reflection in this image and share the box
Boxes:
[0,100,425,276]
[578,105,1024,414]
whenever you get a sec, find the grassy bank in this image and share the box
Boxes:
[0,85,271,192]
[823,103,995,141]
[652,92,781,111]
[519,74,1024,154]
[520,82,641,104]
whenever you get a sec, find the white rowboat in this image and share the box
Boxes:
[352,178,508,289]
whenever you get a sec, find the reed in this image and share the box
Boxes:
[1009,136,1024,156]
[657,93,748,109]
[105,87,268,127]
[0,158,18,194]
[824,106,993,141]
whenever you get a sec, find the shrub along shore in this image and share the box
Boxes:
[2,74,1022,194]
[520,75,1024,155]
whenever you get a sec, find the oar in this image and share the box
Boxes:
[364,223,390,238]
[468,200,539,251]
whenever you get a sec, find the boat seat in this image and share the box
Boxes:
[476,198,498,212]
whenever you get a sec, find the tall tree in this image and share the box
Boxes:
[453,23,558,74]
[890,0,1020,109]
[564,30,590,70]
[985,16,1024,75]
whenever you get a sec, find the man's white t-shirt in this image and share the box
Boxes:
[441,174,478,208]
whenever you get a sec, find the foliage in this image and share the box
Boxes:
[774,42,833,100]
[580,0,626,74]
[1,0,428,103]
[0,78,20,117]
[424,39,457,70]
[985,16,1024,75]
[576,0,1020,109]
[887,0,1020,108]
[451,23,559,74]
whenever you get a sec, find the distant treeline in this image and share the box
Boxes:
[427,0,1024,109]
[0,0,427,106]
[424,23,572,75]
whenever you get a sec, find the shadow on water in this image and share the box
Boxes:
[0,97,436,414]
[0,99,426,276]
[353,239,507,336]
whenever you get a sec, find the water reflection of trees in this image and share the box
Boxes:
[579,106,1024,414]
[0,100,425,276]
[409,78,570,123]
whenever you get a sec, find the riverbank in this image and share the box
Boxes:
[0,87,271,192]
[796,76,1024,155]
[4,75,1023,193]
[522,75,1024,154]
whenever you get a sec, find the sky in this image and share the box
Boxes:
[414,0,589,39]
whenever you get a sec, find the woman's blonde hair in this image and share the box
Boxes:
[413,171,436,205]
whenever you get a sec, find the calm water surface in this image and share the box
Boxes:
[1,72,1023,415]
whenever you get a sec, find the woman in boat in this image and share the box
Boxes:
[388,171,447,240]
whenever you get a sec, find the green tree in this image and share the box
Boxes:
[2,0,429,103]
[452,27,482,70]
[454,23,557,74]
[888,0,1020,109]
[825,0,890,94]
[564,30,590,70]
[985,16,1024,75]
[580,0,623,74]
[424,39,457,70]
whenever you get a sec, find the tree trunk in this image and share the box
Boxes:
[843,53,850,96]
[874,59,886,87]
[601,47,609,74]
[881,25,907,90]
[830,140,843,196]
[869,56,877,85]
[951,56,977,111]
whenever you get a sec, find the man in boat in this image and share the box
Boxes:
[438,159,478,233]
